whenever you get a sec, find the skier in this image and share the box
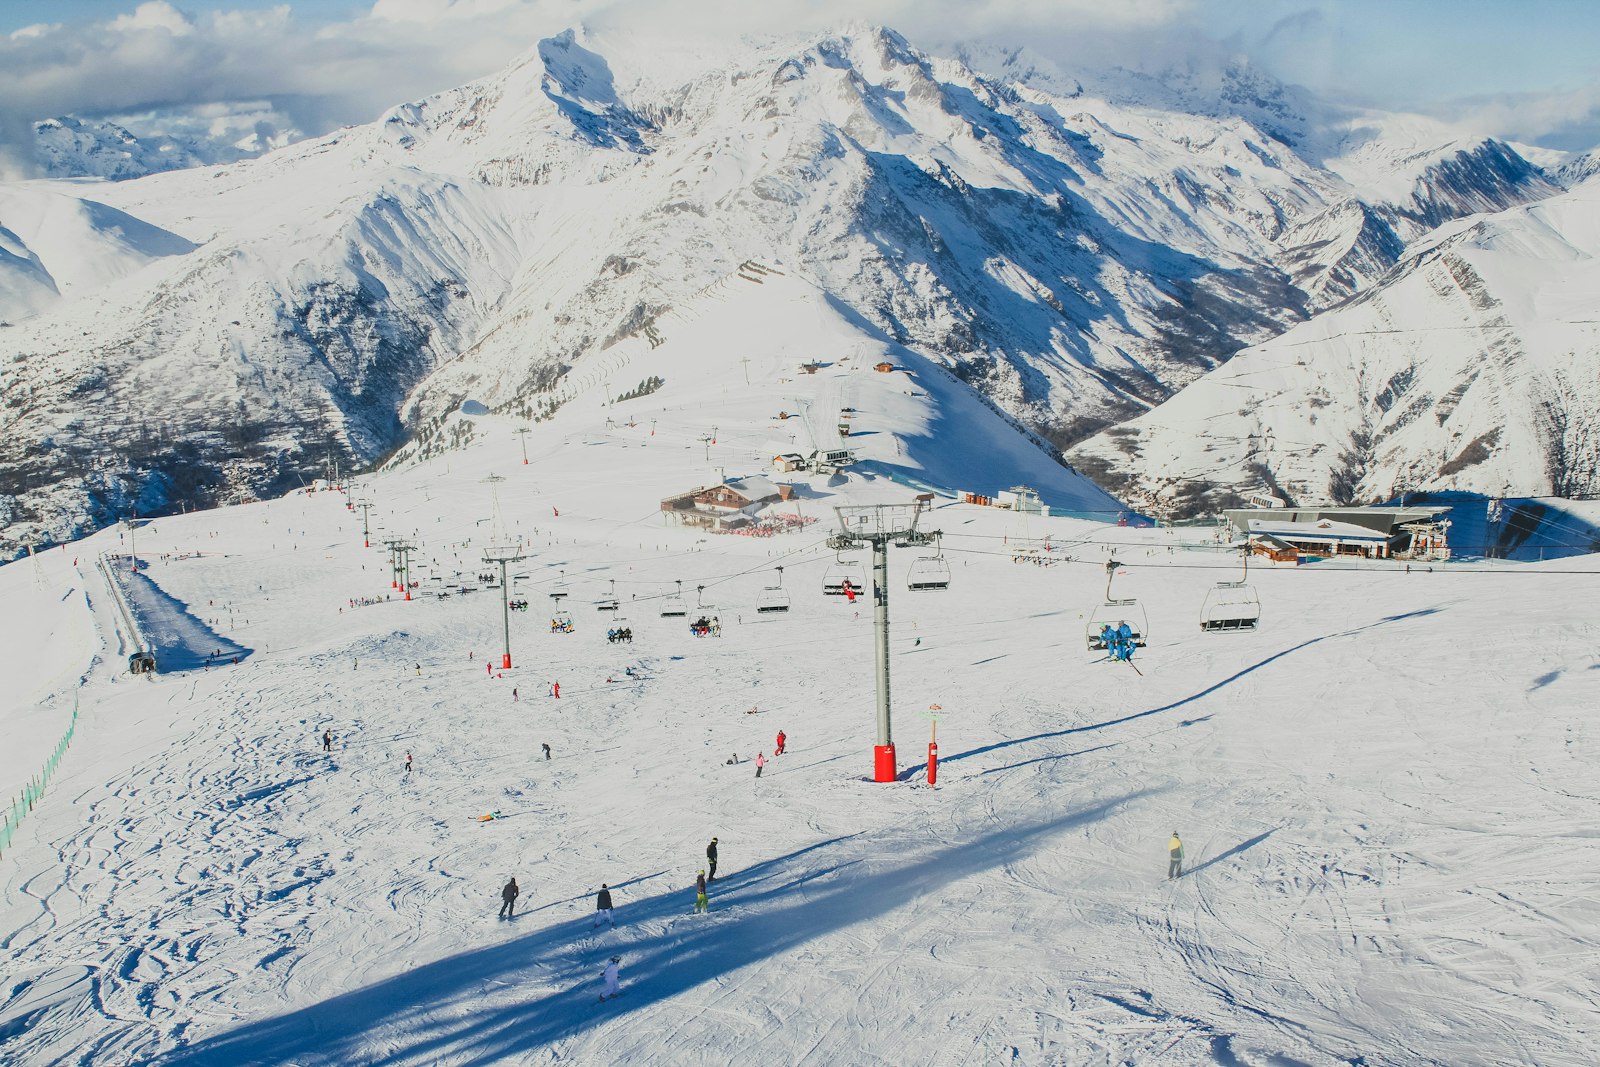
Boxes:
[404,751,413,775]
[414,662,421,676]
[542,742,552,761]
[513,687,519,702]
[486,661,493,677]
[594,883,615,927]
[706,837,719,880]
[499,877,520,918]
[600,955,621,1001]
[1168,832,1184,879]
[774,730,786,755]
[322,728,333,752]
[755,752,766,778]
[843,581,857,604]
[694,870,709,913]
[552,681,561,699]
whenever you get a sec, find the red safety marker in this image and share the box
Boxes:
[873,743,896,783]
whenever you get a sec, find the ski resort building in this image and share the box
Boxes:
[1223,505,1452,561]
[660,477,794,530]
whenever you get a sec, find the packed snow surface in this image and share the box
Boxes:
[3,353,1598,1067]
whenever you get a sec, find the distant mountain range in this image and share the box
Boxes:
[0,25,1591,556]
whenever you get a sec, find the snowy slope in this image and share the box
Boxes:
[1068,178,1600,512]
[2,381,1597,1066]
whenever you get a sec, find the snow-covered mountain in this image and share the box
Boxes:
[0,26,1576,554]
[1069,174,1600,512]
[30,116,281,182]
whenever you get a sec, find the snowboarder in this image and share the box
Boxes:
[542,742,552,761]
[594,884,615,927]
[694,870,709,913]
[1168,832,1184,879]
[499,877,520,918]
[706,837,718,880]
[755,752,766,777]
[600,955,621,1000]
[775,730,786,755]
[321,728,333,752]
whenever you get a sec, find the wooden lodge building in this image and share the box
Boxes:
[660,476,794,531]
[1223,505,1453,562]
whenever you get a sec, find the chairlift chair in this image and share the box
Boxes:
[822,552,866,596]
[660,580,688,618]
[906,536,951,591]
[756,566,791,614]
[549,569,570,603]
[550,610,575,634]
[1200,546,1261,633]
[695,584,716,612]
[597,578,620,612]
[1085,558,1149,650]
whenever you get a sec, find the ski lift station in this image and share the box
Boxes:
[1223,505,1452,562]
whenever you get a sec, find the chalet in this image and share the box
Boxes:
[1223,505,1452,561]
[772,453,807,473]
[874,361,895,373]
[661,476,795,529]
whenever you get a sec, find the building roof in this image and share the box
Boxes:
[724,475,781,502]
[1224,505,1449,536]
[1247,518,1391,542]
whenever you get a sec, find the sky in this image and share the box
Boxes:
[2,0,1598,177]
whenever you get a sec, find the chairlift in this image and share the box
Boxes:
[756,566,791,614]
[549,610,575,634]
[597,578,620,612]
[549,569,570,603]
[695,584,716,611]
[1086,557,1149,649]
[822,551,866,596]
[605,617,635,644]
[906,535,951,591]
[1200,545,1261,633]
[660,580,688,618]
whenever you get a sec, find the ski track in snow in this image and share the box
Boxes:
[3,372,1600,1065]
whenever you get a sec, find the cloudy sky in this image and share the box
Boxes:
[3,0,1598,175]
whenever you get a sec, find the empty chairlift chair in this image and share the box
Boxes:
[756,566,791,614]
[906,536,951,591]
[660,580,688,618]
[597,578,620,613]
[1086,557,1149,650]
[1200,547,1261,633]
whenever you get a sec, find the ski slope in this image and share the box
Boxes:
[2,342,1598,1066]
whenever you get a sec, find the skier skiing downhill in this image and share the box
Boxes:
[775,730,786,755]
[594,884,615,927]
[600,956,621,1001]
[499,877,520,918]
[694,871,709,913]
[1168,832,1184,879]
[706,838,718,880]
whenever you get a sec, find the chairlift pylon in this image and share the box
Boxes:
[756,565,791,614]
[1200,544,1261,633]
[1086,557,1148,650]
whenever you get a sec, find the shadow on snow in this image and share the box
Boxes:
[159,794,1149,1066]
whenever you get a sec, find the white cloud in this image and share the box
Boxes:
[0,0,1594,181]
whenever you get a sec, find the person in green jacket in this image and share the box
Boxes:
[1168,832,1184,879]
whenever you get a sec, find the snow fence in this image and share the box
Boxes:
[0,692,79,859]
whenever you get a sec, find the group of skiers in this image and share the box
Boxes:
[605,627,635,644]
[1098,622,1138,663]
[689,615,722,638]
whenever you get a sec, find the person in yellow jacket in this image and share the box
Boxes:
[1168,832,1184,879]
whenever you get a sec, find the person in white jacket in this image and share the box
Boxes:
[600,956,622,1001]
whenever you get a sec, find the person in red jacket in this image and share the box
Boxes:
[775,730,786,755]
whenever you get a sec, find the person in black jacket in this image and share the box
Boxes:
[706,837,718,881]
[594,883,615,927]
[499,877,519,918]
